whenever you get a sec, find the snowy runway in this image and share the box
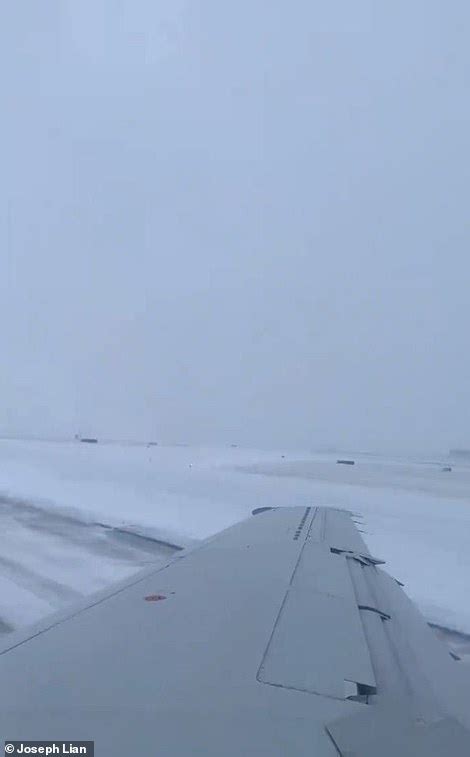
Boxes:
[0,492,177,630]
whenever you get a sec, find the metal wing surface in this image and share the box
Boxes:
[1,506,469,756]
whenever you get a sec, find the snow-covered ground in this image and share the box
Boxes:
[0,439,469,659]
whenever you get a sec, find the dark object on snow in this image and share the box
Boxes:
[337,459,355,465]
[81,438,98,444]
[148,442,159,447]
[442,466,452,472]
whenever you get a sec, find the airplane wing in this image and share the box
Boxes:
[1,506,470,756]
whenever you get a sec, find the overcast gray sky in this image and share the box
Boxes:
[1,1,469,453]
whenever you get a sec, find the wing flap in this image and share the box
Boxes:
[327,708,470,757]
[257,535,377,699]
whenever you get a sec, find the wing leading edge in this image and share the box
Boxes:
[0,506,469,756]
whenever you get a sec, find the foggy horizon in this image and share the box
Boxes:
[2,2,470,456]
